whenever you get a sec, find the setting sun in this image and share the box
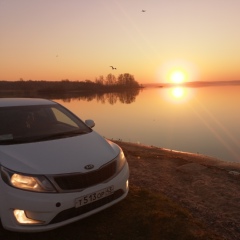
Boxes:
[170,71,186,83]
[158,59,199,85]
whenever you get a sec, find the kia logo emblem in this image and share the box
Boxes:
[84,164,94,170]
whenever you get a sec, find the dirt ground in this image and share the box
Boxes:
[114,141,240,240]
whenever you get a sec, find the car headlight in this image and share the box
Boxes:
[1,167,56,193]
[116,148,127,172]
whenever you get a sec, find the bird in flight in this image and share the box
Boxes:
[110,66,117,70]
[142,10,146,12]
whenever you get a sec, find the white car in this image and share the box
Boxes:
[0,98,129,232]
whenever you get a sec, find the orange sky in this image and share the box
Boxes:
[1,0,240,84]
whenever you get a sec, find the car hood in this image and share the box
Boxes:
[0,132,119,175]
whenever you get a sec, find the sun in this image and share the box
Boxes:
[157,59,199,84]
[170,70,186,84]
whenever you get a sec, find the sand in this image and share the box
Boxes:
[114,141,240,240]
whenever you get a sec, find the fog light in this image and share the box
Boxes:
[13,209,44,225]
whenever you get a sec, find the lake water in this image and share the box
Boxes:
[53,85,240,163]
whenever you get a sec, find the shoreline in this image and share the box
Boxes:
[116,140,240,171]
[113,140,240,240]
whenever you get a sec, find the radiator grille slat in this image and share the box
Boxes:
[54,160,117,190]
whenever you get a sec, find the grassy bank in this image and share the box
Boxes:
[0,186,222,240]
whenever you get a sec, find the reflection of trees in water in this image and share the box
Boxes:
[118,90,139,104]
[64,89,140,104]
[0,89,140,104]
[102,93,118,105]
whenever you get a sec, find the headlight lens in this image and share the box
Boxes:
[1,167,56,192]
[116,148,127,172]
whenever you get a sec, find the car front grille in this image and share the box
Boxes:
[50,189,124,224]
[53,160,117,191]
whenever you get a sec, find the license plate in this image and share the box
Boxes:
[75,186,114,208]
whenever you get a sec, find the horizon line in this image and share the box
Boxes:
[143,80,240,87]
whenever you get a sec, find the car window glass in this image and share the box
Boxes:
[51,107,78,128]
[0,104,91,144]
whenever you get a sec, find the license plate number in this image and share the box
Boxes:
[75,186,114,208]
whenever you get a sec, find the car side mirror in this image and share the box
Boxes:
[85,119,95,128]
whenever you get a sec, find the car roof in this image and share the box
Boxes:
[0,98,56,107]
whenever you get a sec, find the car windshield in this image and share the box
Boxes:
[0,103,91,145]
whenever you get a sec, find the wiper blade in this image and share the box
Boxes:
[31,130,89,141]
[0,130,89,144]
[0,138,28,145]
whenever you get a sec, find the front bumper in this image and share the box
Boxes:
[0,163,129,232]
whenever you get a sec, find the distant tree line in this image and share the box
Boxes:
[95,73,140,88]
[0,73,141,93]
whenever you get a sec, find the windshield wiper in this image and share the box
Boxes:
[0,138,28,145]
[30,129,90,141]
[0,130,89,145]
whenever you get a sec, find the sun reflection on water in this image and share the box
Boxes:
[160,86,195,104]
[171,87,184,98]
